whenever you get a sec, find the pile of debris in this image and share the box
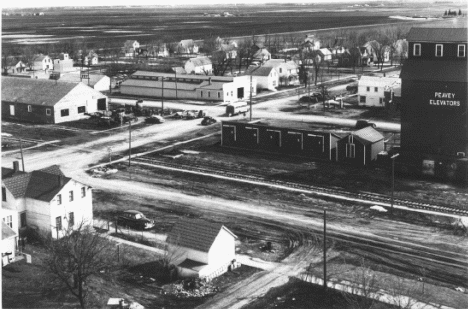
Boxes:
[163,278,219,298]
[90,165,118,177]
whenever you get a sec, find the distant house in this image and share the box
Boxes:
[358,76,401,107]
[218,43,238,59]
[336,126,385,165]
[391,39,408,64]
[184,57,213,75]
[87,51,99,65]
[303,34,321,51]
[52,53,74,73]
[262,59,299,86]
[316,48,333,62]
[364,41,390,64]
[2,220,18,266]
[1,77,108,124]
[252,47,271,64]
[5,60,27,74]
[2,163,93,240]
[123,40,140,57]
[243,66,279,91]
[32,54,53,71]
[153,44,169,58]
[167,217,237,280]
[177,39,199,54]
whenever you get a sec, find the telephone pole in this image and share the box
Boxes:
[19,137,25,171]
[128,122,132,166]
[323,208,327,292]
[249,75,253,121]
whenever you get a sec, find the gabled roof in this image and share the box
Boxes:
[400,60,467,82]
[167,217,236,253]
[243,66,275,77]
[33,54,48,62]
[58,73,109,87]
[359,76,401,88]
[1,77,80,106]
[2,165,72,202]
[2,222,17,240]
[407,27,467,43]
[353,126,384,145]
[186,57,212,67]
[318,48,332,56]
[262,59,298,70]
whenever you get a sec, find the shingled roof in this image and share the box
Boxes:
[2,165,71,202]
[1,77,80,106]
[167,217,236,253]
[243,66,275,77]
[186,57,212,67]
[407,27,467,43]
[353,126,384,145]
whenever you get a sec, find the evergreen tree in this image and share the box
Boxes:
[459,9,462,16]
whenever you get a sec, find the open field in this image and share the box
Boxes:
[2,3,458,47]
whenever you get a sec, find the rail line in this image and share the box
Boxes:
[132,156,468,217]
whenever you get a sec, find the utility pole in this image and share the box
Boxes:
[19,137,25,171]
[128,122,132,167]
[323,209,327,292]
[175,72,178,99]
[161,76,164,115]
[249,74,253,121]
[390,153,400,213]
[108,147,112,164]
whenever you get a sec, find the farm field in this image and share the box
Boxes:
[2,2,455,47]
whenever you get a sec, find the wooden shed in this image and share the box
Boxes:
[336,126,384,165]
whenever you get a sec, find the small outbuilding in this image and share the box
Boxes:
[184,57,212,75]
[336,126,384,165]
[167,217,237,280]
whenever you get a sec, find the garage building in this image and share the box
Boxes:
[1,77,108,124]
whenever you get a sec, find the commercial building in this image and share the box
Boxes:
[1,77,108,124]
[400,23,467,181]
[120,71,256,103]
[358,76,401,107]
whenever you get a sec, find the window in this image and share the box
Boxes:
[279,68,283,73]
[61,109,69,117]
[46,108,51,116]
[379,98,384,104]
[68,212,74,227]
[69,190,74,202]
[360,96,366,103]
[273,80,276,86]
[218,92,221,98]
[435,44,443,57]
[413,43,421,56]
[346,143,356,158]
[208,91,211,98]
[27,105,32,112]
[2,187,6,202]
[226,92,229,97]
[20,213,27,228]
[200,91,203,97]
[56,216,62,230]
[458,44,466,57]
[366,86,370,92]
[78,106,86,114]
[57,194,62,205]
[81,187,86,198]
[4,215,12,228]
[231,91,233,96]
[374,87,378,92]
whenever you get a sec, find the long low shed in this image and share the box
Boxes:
[221,120,342,161]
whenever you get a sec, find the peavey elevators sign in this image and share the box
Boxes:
[429,92,461,107]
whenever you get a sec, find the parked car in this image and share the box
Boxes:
[346,82,358,94]
[201,116,217,126]
[355,119,377,130]
[184,110,196,120]
[117,210,155,230]
[145,115,165,124]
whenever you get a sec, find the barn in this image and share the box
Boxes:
[1,77,108,124]
[336,126,385,166]
[221,120,342,161]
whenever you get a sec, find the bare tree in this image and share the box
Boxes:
[386,276,424,309]
[341,259,380,309]
[41,222,117,309]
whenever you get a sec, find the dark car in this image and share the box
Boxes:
[201,116,217,126]
[145,115,165,124]
[355,120,377,130]
[117,210,155,230]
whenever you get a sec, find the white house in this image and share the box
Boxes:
[2,77,108,124]
[262,59,299,86]
[32,54,53,71]
[87,52,99,65]
[252,48,271,63]
[364,41,390,64]
[53,53,74,73]
[167,217,237,280]
[2,209,18,266]
[184,57,213,75]
[317,48,333,62]
[243,66,279,91]
[123,40,140,57]
[178,39,199,54]
[2,163,93,240]
[358,75,401,107]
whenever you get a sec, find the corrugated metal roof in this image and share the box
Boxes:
[131,71,234,82]
[243,66,275,76]
[121,78,199,91]
[59,74,108,87]
[353,127,384,144]
[198,81,225,90]
[359,76,401,88]
[1,77,79,106]
[2,222,16,240]
[400,60,467,82]
[167,217,236,253]
[407,27,467,43]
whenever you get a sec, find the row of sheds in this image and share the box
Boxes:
[221,120,385,166]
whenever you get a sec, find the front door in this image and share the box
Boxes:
[9,105,15,116]
[20,213,27,228]
[237,87,244,99]
[97,98,107,110]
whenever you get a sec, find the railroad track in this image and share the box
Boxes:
[133,156,468,217]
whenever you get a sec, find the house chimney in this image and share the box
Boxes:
[13,161,19,172]
[58,175,65,186]
[208,77,212,85]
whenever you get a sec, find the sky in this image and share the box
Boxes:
[2,0,446,9]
